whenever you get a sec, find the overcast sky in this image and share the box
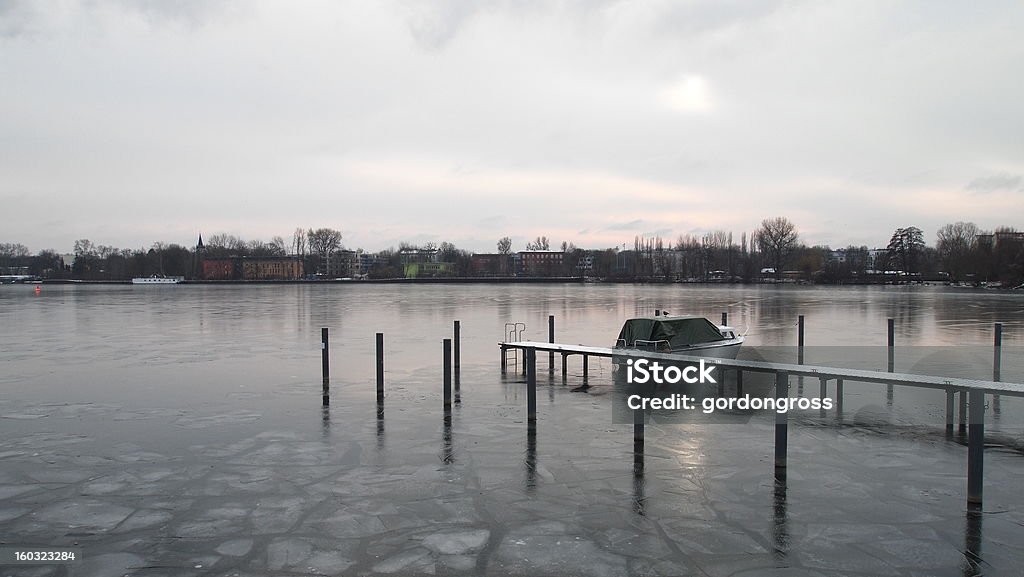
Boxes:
[3,0,1023,254]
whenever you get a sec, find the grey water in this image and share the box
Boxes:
[1,283,1023,576]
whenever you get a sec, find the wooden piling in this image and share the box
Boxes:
[655,309,660,317]
[561,353,567,384]
[736,369,743,396]
[526,348,537,427]
[376,332,384,405]
[582,354,589,382]
[775,371,789,472]
[321,328,330,406]
[798,315,805,365]
[967,389,985,507]
[722,312,728,326]
[443,339,452,414]
[836,378,843,418]
[548,315,555,372]
[994,322,1002,414]
[887,318,895,372]
[453,321,461,371]
[819,377,827,415]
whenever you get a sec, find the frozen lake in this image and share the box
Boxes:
[1,283,1023,576]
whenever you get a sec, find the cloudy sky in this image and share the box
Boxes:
[2,0,1023,254]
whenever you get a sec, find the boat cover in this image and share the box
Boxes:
[616,316,725,348]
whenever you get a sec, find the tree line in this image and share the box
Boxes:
[2,219,1021,285]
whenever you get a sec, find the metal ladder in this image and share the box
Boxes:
[502,322,526,370]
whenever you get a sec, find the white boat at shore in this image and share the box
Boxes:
[131,276,184,285]
[613,315,744,361]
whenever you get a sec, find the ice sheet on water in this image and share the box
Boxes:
[33,499,135,532]
[421,528,490,555]
[215,538,253,557]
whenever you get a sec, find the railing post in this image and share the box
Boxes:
[527,348,537,428]
[321,328,330,406]
[443,339,452,416]
[775,371,789,474]
[548,315,555,372]
[967,389,985,508]
[376,332,384,405]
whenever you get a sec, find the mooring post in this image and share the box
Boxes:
[945,388,955,437]
[376,332,384,405]
[775,371,789,472]
[967,389,985,508]
[993,323,1002,415]
[526,348,537,427]
[959,389,967,434]
[321,327,330,406]
[453,320,461,372]
[548,315,555,373]
[722,312,728,326]
[798,315,805,364]
[633,400,644,474]
[443,338,452,415]
[887,318,895,371]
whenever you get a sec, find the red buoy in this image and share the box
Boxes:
[34,285,41,294]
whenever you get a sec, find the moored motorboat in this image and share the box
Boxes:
[613,315,743,361]
[131,275,184,285]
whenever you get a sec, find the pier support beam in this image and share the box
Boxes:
[835,378,843,420]
[321,328,330,406]
[526,348,537,428]
[819,377,827,416]
[959,390,967,434]
[582,355,589,382]
[967,389,985,508]
[775,371,789,474]
[561,353,567,384]
[945,388,955,437]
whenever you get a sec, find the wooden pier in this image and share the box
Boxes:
[500,339,1022,509]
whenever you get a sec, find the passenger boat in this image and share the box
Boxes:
[131,276,184,285]
[613,315,743,360]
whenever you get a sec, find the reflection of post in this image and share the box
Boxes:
[525,429,537,492]
[527,348,537,429]
[772,477,789,562]
[964,511,983,577]
[376,409,385,452]
[442,419,454,464]
[967,390,985,508]
[774,371,789,479]
[321,405,330,439]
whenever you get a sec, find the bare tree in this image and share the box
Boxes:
[756,217,799,280]
[497,237,512,254]
[270,236,286,256]
[526,236,550,251]
[292,228,307,257]
[308,228,343,275]
[936,222,978,281]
